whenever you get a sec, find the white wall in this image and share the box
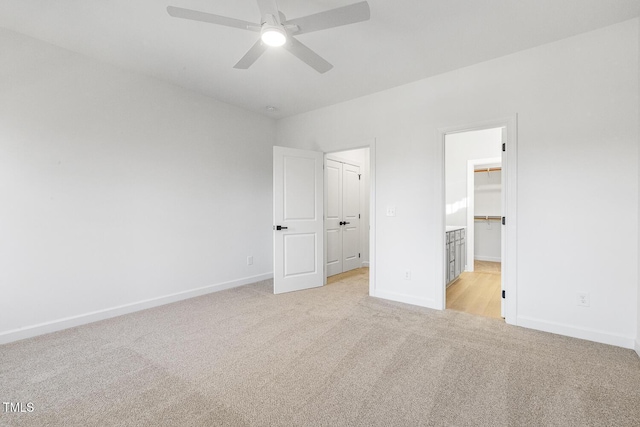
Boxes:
[327,148,370,265]
[277,19,639,348]
[0,29,276,342]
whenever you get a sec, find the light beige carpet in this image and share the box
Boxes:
[1,268,639,426]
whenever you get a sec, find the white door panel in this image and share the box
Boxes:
[284,157,316,220]
[342,226,360,271]
[326,229,342,276]
[343,165,360,220]
[274,146,324,294]
[284,234,317,276]
[326,161,342,220]
[342,163,361,272]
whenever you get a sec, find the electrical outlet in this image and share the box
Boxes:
[247,256,253,266]
[404,270,411,280]
[386,206,396,217]
[576,292,590,307]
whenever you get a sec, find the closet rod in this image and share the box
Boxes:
[474,216,501,221]
[474,167,502,173]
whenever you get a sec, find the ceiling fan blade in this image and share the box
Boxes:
[167,6,259,31]
[256,0,281,22]
[284,1,370,36]
[233,39,268,69]
[284,37,333,74]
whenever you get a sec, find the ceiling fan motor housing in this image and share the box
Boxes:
[260,14,287,46]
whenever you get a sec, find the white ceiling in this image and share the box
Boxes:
[1,0,639,118]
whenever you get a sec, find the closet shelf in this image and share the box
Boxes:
[474,167,501,173]
[474,215,501,221]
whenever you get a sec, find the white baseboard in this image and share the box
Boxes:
[517,315,635,349]
[372,289,436,310]
[635,339,640,358]
[361,261,370,267]
[474,255,501,262]
[0,272,273,345]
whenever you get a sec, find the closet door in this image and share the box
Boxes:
[325,159,343,277]
[325,158,361,277]
[342,163,361,272]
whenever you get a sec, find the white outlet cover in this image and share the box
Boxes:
[386,206,396,216]
[576,292,590,307]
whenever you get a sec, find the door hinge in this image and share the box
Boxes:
[501,217,506,225]
[358,174,361,180]
[502,290,506,299]
[358,253,361,258]
[502,142,506,152]
[359,214,361,219]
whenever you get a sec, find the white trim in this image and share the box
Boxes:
[635,340,640,358]
[372,290,435,309]
[474,255,501,262]
[0,272,273,345]
[362,261,370,267]
[517,315,635,349]
[437,116,518,324]
[466,156,502,272]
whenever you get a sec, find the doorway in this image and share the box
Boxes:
[272,142,375,296]
[443,126,507,319]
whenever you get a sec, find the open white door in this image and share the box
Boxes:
[273,146,324,294]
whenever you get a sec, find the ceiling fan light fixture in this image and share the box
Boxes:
[261,26,286,47]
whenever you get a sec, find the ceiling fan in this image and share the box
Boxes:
[167,0,370,73]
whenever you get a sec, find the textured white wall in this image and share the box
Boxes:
[277,19,639,348]
[0,29,276,340]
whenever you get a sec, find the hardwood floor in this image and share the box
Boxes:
[446,261,502,319]
[327,267,369,285]
[326,265,501,320]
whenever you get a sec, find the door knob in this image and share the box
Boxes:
[274,225,288,230]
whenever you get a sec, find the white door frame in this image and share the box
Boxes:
[323,139,376,298]
[437,117,518,325]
